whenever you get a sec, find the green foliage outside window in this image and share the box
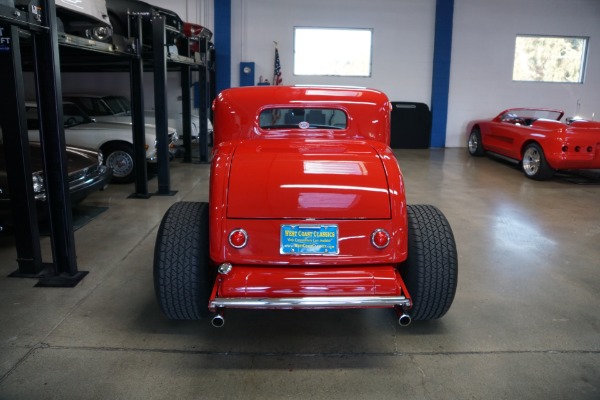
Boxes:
[512,36,588,83]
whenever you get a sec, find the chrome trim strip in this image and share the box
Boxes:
[210,296,411,309]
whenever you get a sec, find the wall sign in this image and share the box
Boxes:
[0,27,12,52]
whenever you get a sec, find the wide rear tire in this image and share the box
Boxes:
[153,202,212,319]
[401,205,458,321]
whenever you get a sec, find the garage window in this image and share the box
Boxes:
[294,27,372,77]
[512,35,588,83]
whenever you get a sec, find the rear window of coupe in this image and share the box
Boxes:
[259,108,348,129]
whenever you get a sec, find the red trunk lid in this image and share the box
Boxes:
[227,140,391,219]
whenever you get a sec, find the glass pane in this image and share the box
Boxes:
[259,108,348,129]
[513,36,588,83]
[104,96,128,114]
[294,27,372,77]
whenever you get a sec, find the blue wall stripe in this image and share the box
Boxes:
[215,0,231,94]
[430,0,454,148]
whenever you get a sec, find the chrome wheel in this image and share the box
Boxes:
[467,129,485,156]
[468,132,479,154]
[106,150,134,179]
[521,143,554,180]
[522,147,541,176]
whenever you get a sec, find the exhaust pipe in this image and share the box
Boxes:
[398,313,412,327]
[211,312,225,328]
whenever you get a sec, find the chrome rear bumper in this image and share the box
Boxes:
[210,295,411,309]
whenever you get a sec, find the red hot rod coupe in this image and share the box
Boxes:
[467,108,600,180]
[153,86,458,327]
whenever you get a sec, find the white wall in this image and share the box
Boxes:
[230,0,437,105]
[447,0,600,147]
[229,0,600,148]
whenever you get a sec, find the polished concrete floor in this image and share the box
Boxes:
[0,149,598,399]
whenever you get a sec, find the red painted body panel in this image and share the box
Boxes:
[210,218,407,266]
[213,86,392,146]
[208,86,408,310]
[227,139,392,219]
[216,266,404,299]
[467,108,600,170]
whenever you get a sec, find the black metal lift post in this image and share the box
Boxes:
[32,0,86,286]
[197,36,211,163]
[128,14,150,199]
[152,15,175,196]
[0,22,45,276]
[0,1,87,286]
[181,64,193,163]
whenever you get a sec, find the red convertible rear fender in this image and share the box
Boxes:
[538,120,600,169]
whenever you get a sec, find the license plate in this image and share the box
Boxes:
[280,224,339,255]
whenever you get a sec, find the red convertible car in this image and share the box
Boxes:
[467,108,600,180]
[153,86,458,327]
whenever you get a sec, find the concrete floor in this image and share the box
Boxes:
[0,148,598,399]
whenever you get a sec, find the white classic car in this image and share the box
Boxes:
[64,94,211,146]
[25,102,177,183]
[15,0,113,42]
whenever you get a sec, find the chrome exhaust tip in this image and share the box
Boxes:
[211,313,225,328]
[398,313,412,327]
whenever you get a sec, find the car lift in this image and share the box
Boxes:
[0,0,213,286]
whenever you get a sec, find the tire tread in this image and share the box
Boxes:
[404,204,458,321]
[153,201,210,319]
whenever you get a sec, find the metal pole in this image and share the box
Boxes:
[129,14,150,198]
[152,15,174,195]
[181,64,192,163]
[34,0,87,285]
[0,23,45,276]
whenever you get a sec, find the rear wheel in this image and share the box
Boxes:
[154,202,212,319]
[522,143,554,180]
[102,143,134,183]
[401,205,458,321]
[468,128,485,156]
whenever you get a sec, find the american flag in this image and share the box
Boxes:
[271,46,283,124]
[273,47,282,86]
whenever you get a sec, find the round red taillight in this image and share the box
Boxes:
[371,229,390,249]
[229,229,248,248]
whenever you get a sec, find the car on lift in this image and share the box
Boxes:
[153,86,458,328]
[25,101,177,183]
[62,93,204,147]
[64,93,209,152]
[105,0,183,51]
[176,21,212,60]
[467,108,600,180]
[15,0,113,42]
[0,138,112,228]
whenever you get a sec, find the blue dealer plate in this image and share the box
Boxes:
[280,225,339,255]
